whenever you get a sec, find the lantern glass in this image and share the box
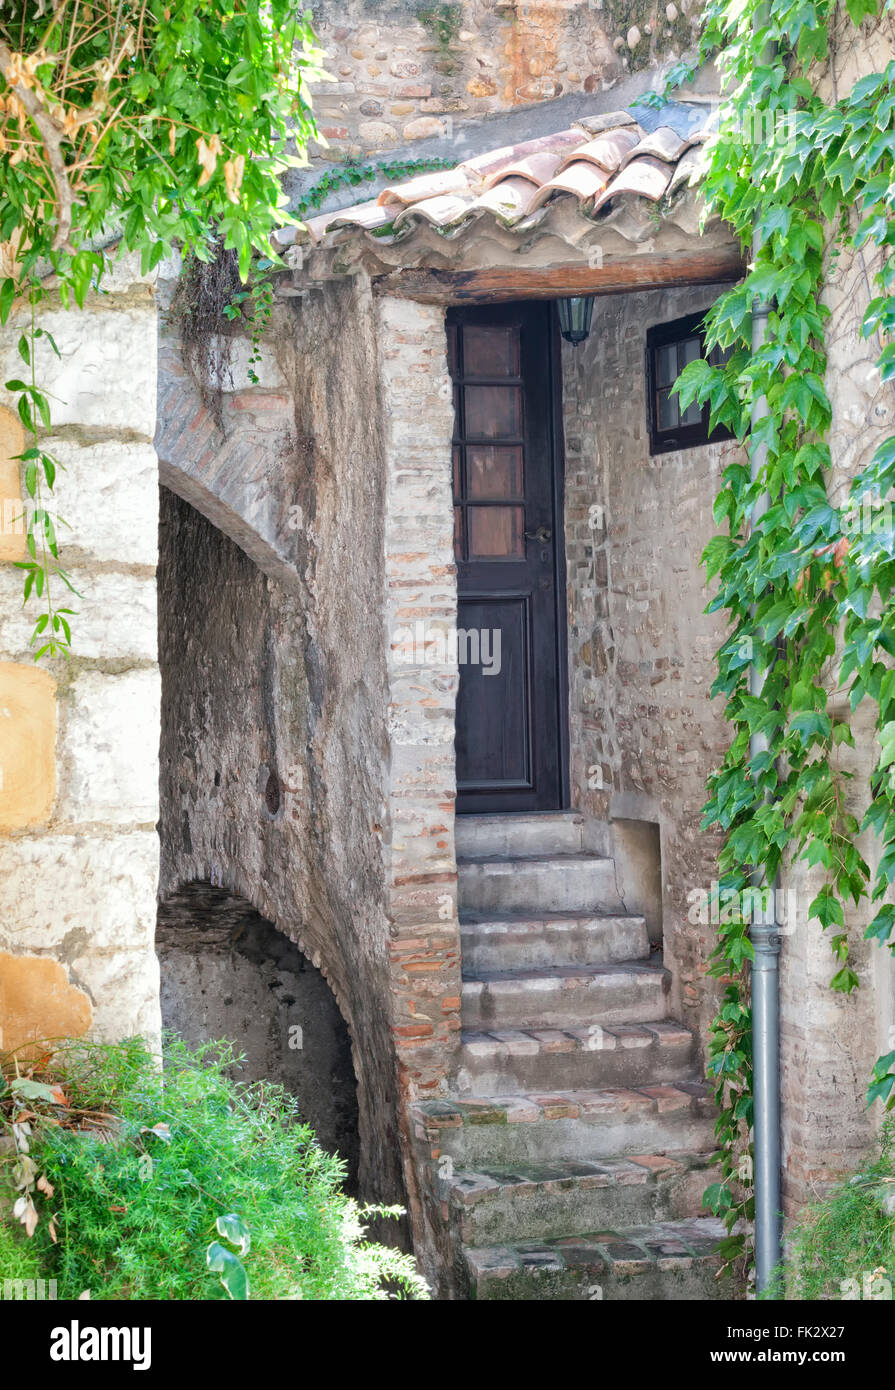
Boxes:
[557,295,595,345]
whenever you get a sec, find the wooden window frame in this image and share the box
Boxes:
[646,310,735,456]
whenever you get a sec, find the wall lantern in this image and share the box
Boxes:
[556,295,595,346]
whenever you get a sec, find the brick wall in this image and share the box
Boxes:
[378,296,461,1102]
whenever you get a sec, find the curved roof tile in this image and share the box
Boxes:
[289,103,713,253]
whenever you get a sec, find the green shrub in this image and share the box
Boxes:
[0,1035,428,1301]
[765,1121,895,1299]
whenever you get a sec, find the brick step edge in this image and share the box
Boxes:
[413,1080,713,1136]
[462,1216,729,1287]
[442,1150,718,1212]
[459,1018,694,1060]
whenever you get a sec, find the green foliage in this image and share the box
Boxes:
[0,1,325,654]
[665,0,895,1273]
[763,1122,895,1299]
[293,155,456,219]
[0,1036,429,1301]
[415,4,463,50]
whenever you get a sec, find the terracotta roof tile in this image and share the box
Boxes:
[392,192,477,229]
[327,198,395,232]
[484,149,565,190]
[458,128,586,178]
[572,110,640,137]
[619,125,691,167]
[592,154,673,212]
[377,167,474,206]
[559,127,641,174]
[667,145,707,196]
[528,159,611,212]
[292,102,714,253]
[469,175,541,224]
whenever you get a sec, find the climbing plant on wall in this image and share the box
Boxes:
[0,0,324,655]
[655,1,895,1270]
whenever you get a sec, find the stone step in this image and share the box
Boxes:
[460,1217,731,1300]
[455,812,587,860]
[457,853,623,916]
[441,1152,719,1246]
[455,1019,696,1094]
[412,1082,715,1167]
[460,912,649,972]
[461,960,669,1032]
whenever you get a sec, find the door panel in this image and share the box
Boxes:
[449,301,567,815]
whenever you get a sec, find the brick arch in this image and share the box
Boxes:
[155,325,305,596]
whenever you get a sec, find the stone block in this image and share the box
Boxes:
[0,304,157,438]
[0,663,56,831]
[0,831,159,952]
[40,437,159,566]
[58,669,160,825]
[68,945,161,1047]
[0,569,157,662]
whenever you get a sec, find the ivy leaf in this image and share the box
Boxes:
[864,905,895,945]
[0,278,15,324]
[866,1052,895,1107]
[789,709,831,746]
[846,0,878,26]
[809,885,844,929]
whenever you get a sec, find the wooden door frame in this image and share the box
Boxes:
[447,298,571,815]
[547,301,571,814]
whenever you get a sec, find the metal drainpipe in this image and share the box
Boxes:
[748,68,783,1284]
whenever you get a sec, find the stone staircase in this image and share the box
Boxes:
[410,812,732,1300]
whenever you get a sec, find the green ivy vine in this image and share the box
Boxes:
[293,154,456,219]
[0,1,324,656]
[657,0,895,1270]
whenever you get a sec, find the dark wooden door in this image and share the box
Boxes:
[448,301,568,815]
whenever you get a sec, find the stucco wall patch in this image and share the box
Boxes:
[0,950,92,1057]
[0,663,56,831]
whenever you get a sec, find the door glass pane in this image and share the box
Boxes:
[468,506,524,558]
[464,384,522,439]
[467,445,523,499]
[462,324,520,378]
[452,446,462,499]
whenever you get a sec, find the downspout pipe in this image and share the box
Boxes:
[748,14,783,1289]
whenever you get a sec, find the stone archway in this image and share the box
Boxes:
[156,881,360,1189]
[155,480,406,1221]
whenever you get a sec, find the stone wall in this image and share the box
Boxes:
[156,276,406,1211]
[562,269,895,1206]
[777,221,895,1209]
[305,0,704,163]
[561,281,742,1052]
[0,254,161,1056]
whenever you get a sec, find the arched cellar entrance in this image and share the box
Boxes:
[157,882,360,1190]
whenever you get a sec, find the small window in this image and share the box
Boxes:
[646,311,734,456]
